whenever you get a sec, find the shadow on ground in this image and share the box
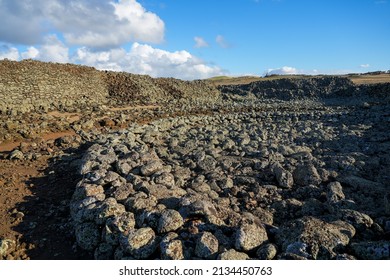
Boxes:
[12,144,94,260]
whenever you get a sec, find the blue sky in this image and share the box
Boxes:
[0,0,389,79]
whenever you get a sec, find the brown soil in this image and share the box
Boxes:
[0,138,92,260]
[109,105,160,111]
[47,111,81,123]
[0,131,76,153]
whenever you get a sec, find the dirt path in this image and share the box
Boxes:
[47,111,81,123]
[0,131,76,153]
[109,105,160,111]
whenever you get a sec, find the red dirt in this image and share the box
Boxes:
[0,135,92,260]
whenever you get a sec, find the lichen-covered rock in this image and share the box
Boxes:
[160,232,184,260]
[257,243,278,260]
[95,198,126,225]
[218,249,249,260]
[158,209,184,234]
[195,231,219,258]
[197,155,217,172]
[275,217,356,259]
[140,160,164,176]
[72,183,105,201]
[0,239,16,258]
[235,222,268,251]
[179,197,223,225]
[272,163,293,189]
[125,192,158,212]
[326,181,345,203]
[120,227,158,259]
[155,172,175,188]
[75,222,101,251]
[103,212,135,245]
[337,209,373,232]
[293,163,321,186]
[9,149,24,160]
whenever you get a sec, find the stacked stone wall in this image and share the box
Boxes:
[0,59,108,115]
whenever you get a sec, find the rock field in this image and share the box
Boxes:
[70,81,390,259]
[1,62,389,260]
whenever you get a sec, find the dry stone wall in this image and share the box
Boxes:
[0,59,108,115]
[0,60,220,116]
[105,72,220,106]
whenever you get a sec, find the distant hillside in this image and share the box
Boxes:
[208,73,390,86]
[218,76,390,102]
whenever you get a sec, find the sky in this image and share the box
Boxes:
[0,0,389,79]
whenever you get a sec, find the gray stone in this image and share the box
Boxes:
[338,209,373,232]
[327,181,345,203]
[293,163,321,186]
[275,217,356,259]
[235,222,268,251]
[179,198,223,225]
[95,198,126,225]
[195,231,219,258]
[75,222,101,251]
[158,209,184,233]
[257,243,278,260]
[9,149,24,160]
[104,212,135,245]
[272,163,294,188]
[218,249,249,260]
[125,193,158,212]
[120,227,158,259]
[155,172,175,188]
[197,155,217,172]
[160,232,184,260]
[110,183,134,202]
[72,183,105,201]
[140,160,164,176]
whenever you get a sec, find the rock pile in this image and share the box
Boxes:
[105,72,220,106]
[71,101,390,259]
[219,76,390,104]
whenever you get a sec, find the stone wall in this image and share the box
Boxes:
[219,76,390,102]
[105,71,220,106]
[0,59,108,115]
[0,60,220,115]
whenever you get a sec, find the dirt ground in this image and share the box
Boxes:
[0,138,93,260]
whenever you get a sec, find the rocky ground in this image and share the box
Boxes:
[1,76,389,260]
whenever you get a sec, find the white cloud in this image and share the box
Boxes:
[0,1,48,45]
[3,40,225,80]
[265,66,299,76]
[21,47,39,59]
[194,37,209,48]
[62,0,165,48]
[36,35,70,63]
[0,45,19,60]
[360,64,370,68]
[216,35,231,48]
[0,1,226,80]
[0,0,165,48]
[73,43,226,79]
